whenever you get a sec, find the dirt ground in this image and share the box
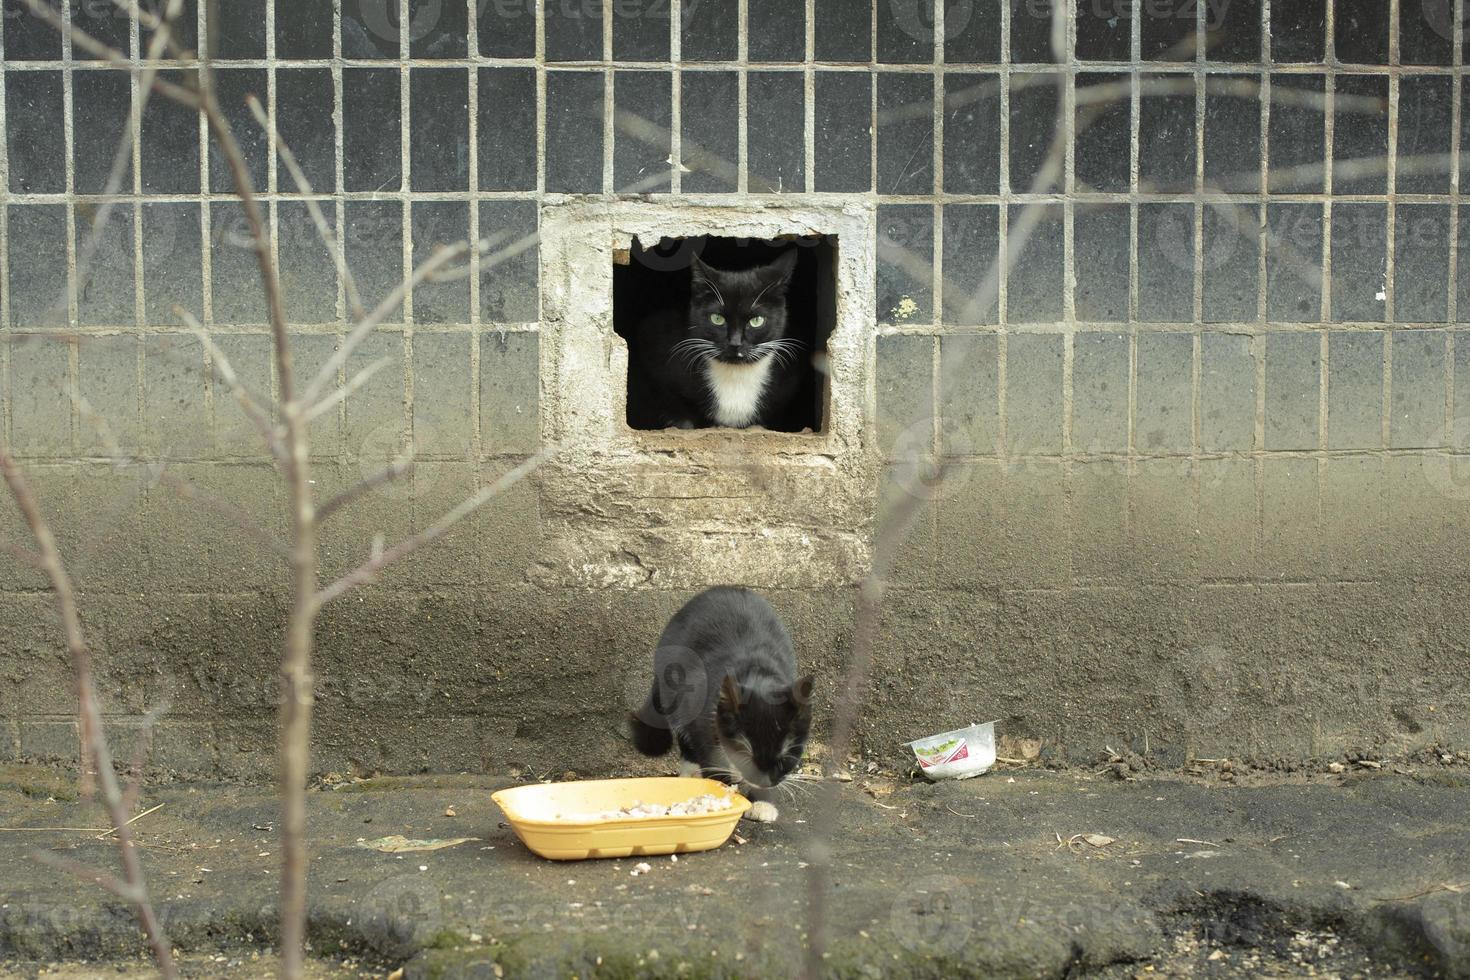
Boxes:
[0,760,1467,979]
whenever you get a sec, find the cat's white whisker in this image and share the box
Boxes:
[753,339,804,371]
[692,274,727,307]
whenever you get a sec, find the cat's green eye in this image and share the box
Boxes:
[710,313,726,325]
[749,316,766,328]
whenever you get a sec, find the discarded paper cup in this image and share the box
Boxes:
[904,722,997,780]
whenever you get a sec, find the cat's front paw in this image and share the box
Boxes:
[743,800,779,823]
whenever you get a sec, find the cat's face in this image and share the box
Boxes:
[715,675,814,788]
[686,250,798,365]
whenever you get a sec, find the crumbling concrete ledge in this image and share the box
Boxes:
[0,766,1467,978]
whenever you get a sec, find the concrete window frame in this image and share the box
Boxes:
[539,198,877,458]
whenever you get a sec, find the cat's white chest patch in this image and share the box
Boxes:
[704,358,774,427]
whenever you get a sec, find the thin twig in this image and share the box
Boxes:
[303,356,391,425]
[31,851,142,904]
[1,449,176,978]
[425,229,517,283]
[1374,881,1470,903]
[314,450,546,606]
[802,9,1073,977]
[194,65,291,390]
[175,308,284,459]
[316,456,416,524]
[244,95,366,321]
[97,802,167,841]
[0,825,113,833]
[20,1,197,105]
[26,0,192,336]
[302,241,472,404]
[72,396,292,558]
[194,49,319,980]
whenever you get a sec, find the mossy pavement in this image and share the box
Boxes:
[0,764,1467,978]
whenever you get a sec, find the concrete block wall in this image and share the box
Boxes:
[0,0,1468,778]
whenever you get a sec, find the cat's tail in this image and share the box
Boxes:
[628,682,674,756]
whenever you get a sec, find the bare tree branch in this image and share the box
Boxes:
[28,0,189,327]
[30,851,142,904]
[304,355,391,425]
[885,62,1386,126]
[316,455,416,524]
[194,76,291,398]
[189,49,322,980]
[20,1,197,105]
[30,6,592,979]
[0,449,176,978]
[426,229,517,284]
[71,396,292,559]
[302,241,472,404]
[244,95,367,322]
[314,451,545,607]
[174,308,285,460]
[802,9,1072,978]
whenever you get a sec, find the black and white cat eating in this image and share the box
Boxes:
[629,587,814,823]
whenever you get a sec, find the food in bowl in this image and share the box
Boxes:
[583,793,735,821]
[491,777,750,860]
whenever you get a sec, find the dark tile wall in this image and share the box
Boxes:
[0,0,1461,469]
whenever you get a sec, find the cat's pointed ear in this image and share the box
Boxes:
[792,675,815,707]
[689,253,720,299]
[767,248,798,284]
[718,675,742,714]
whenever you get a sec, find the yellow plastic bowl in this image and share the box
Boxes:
[491,777,751,861]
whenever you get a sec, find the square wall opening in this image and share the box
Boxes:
[613,234,837,434]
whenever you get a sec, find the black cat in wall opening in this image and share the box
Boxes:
[624,250,805,430]
[629,587,814,823]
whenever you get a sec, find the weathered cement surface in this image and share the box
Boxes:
[3,0,1470,800]
[0,765,1467,978]
[3,200,1470,776]
[5,576,1470,780]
